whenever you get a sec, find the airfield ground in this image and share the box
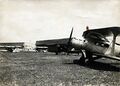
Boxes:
[0,52,120,86]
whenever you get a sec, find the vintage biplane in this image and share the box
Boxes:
[0,42,24,52]
[70,26,120,63]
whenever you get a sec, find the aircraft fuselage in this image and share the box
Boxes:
[71,37,120,57]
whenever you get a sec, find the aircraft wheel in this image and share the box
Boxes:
[67,52,69,55]
[79,56,85,64]
[86,51,93,62]
[56,52,58,55]
[7,48,13,52]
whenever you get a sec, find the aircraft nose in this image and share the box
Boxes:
[71,38,84,49]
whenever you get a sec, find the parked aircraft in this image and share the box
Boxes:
[36,28,81,55]
[0,42,24,52]
[36,38,77,55]
[70,26,120,63]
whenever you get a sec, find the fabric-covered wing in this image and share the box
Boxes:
[83,27,120,56]
[83,27,120,37]
[36,38,69,46]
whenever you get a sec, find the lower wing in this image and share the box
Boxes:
[93,53,120,61]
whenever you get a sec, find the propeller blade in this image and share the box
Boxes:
[67,27,74,55]
[68,27,73,44]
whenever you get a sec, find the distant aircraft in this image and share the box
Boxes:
[0,42,24,52]
[36,26,120,63]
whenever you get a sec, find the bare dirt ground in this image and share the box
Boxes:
[0,52,120,86]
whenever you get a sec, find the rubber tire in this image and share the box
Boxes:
[86,51,93,63]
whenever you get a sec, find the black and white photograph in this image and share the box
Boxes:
[0,0,120,86]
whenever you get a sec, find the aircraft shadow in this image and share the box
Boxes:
[65,59,120,72]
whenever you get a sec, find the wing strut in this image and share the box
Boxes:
[111,34,117,56]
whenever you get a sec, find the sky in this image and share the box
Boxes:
[0,0,120,43]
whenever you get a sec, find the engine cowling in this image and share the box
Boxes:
[71,37,85,50]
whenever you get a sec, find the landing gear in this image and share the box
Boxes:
[55,52,58,55]
[79,50,86,64]
[79,50,93,64]
[7,48,13,52]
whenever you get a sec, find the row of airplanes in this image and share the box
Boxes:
[0,26,120,63]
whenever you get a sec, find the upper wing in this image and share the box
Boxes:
[83,27,120,37]
[36,38,69,46]
[0,42,24,48]
[83,27,120,56]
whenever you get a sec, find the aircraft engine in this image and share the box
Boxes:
[71,37,85,50]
